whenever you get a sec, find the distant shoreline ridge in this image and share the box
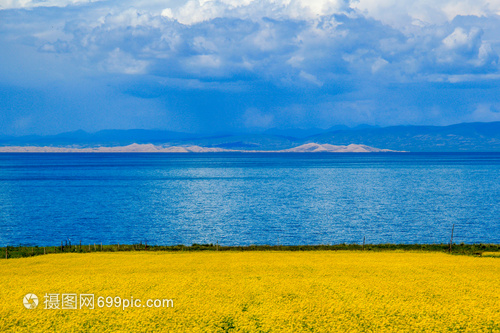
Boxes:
[0,143,400,153]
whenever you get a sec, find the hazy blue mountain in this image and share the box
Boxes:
[307,122,500,152]
[263,126,349,138]
[0,129,196,147]
[351,124,380,130]
[261,125,380,138]
[1,122,499,151]
[189,134,298,150]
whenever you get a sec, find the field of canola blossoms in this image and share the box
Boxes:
[1,251,499,332]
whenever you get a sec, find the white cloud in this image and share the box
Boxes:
[156,0,350,25]
[299,70,323,86]
[352,0,500,28]
[243,108,274,128]
[2,0,500,87]
[3,0,499,27]
[104,48,149,74]
[467,103,500,122]
[441,1,492,21]
[442,27,481,50]
[184,54,222,71]
[371,57,389,73]
[161,8,174,19]
[433,26,499,72]
[0,0,103,10]
[103,8,157,28]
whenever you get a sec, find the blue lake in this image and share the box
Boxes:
[0,153,499,246]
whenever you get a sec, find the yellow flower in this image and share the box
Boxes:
[0,251,499,332]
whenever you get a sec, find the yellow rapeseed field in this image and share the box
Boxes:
[1,251,499,332]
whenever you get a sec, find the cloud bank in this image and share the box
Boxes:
[1,0,500,135]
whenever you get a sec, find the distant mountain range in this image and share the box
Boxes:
[0,129,194,146]
[1,121,499,152]
[0,143,395,153]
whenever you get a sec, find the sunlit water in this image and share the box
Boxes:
[0,153,499,246]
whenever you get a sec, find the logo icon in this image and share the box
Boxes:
[23,294,39,309]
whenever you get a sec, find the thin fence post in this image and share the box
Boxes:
[101,243,103,251]
[44,247,46,255]
[363,236,366,251]
[449,224,455,253]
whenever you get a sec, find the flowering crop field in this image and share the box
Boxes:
[1,251,499,332]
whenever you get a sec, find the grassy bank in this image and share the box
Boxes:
[2,243,500,259]
[1,251,499,332]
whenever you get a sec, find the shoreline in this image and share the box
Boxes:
[0,143,400,153]
[3,243,499,259]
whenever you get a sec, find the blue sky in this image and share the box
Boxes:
[1,0,500,135]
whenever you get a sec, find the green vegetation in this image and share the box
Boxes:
[2,242,499,259]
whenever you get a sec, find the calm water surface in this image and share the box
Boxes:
[0,153,499,246]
